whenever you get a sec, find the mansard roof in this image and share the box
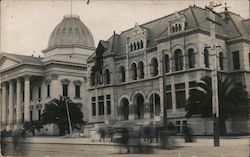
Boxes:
[88,5,249,61]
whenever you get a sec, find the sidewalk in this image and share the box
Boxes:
[9,135,250,147]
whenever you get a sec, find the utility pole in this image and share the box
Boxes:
[65,97,73,135]
[205,1,222,147]
[52,98,73,136]
[162,49,168,131]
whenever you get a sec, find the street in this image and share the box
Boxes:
[2,137,250,157]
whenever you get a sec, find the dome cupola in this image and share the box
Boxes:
[46,15,95,50]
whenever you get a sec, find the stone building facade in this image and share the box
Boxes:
[0,15,95,134]
[87,5,250,135]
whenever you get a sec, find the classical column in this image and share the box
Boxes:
[2,82,7,125]
[24,75,30,122]
[50,73,59,98]
[16,78,22,124]
[8,80,14,126]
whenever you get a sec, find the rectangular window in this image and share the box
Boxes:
[30,88,33,100]
[22,113,24,123]
[248,52,250,67]
[62,84,68,97]
[22,90,24,102]
[30,111,33,121]
[166,85,172,109]
[38,86,41,101]
[175,83,186,108]
[75,85,80,98]
[176,121,181,134]
[92,97,96,116]
[47,84,50,97]
[232,51,240,70]
[38,110,41,121]
[98,96,104,115]
[106,95,111,115]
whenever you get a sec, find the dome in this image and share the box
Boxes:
[47,15,95,49]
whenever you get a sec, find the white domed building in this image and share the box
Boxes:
[0,15,95,135]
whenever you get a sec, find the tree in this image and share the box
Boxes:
[41,97,85,136]
[186,75,249,135]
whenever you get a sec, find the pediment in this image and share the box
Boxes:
[132,23,145,36]
[0,56,20,71]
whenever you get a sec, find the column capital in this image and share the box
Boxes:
[24,74,31,79]
[16,77,22,82]
[44,78,51,84]
[9,79,15,84]
[51,73,59,80]
[1,81,8,87]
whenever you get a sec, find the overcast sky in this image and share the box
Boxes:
[1,0,249,57]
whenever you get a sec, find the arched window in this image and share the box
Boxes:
[131,63,137,80]
[104,69,110,84]
[133,42,137,51]
[130,43,133,51]
[174,49,183,71]
[187,48,195,68]
[219,52,224,70]
[165,54,170,73]
[120,98,129,120]
[140,40,144,48]
[175,24,178,32]
[137,41,140,50]
[119,66,126,82]
[172,26,175,33]
[204,47,209,68]
[149,93,161,118]
[138,61,144,79]
[150,58,158,76]
[178,24,182,31]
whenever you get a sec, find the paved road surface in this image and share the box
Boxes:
[2,137,250,157]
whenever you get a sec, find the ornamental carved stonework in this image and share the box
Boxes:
[73,80,83,85]
[61,78,70,84]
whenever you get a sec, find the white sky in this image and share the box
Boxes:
[1,0,249,57]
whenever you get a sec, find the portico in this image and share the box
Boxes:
[1,74,44,130]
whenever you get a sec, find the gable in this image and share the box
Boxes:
[0,57,20,71]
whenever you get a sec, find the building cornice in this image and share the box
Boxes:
[226,38,250,45]
[156,27,228,43]
[42,44,96,53]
